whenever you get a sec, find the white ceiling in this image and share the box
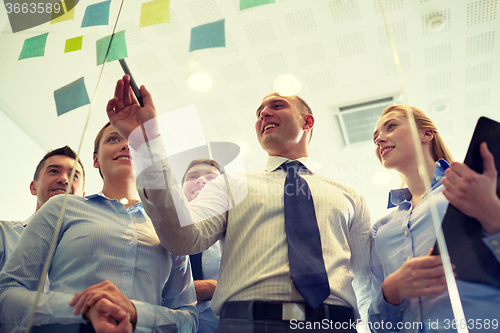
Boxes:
[0,0,499,221]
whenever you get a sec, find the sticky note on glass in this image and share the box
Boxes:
[81,0,110,28]
[240,0,274,10]
[65,36,83,53]
[139,0,170,28]
[51,0,76,25]
[18,33,49,60]
[96,30,127,65]
[189,19,225,52]
[54,77,90,116]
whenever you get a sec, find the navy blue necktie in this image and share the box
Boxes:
[283,161,330,309]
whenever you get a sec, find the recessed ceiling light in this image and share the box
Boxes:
[430,100,450,113]
[273,74,302,96]
[371,171,392,185]
[188,72,212,91]
[428,15,445,32]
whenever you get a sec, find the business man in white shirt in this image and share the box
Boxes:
[100,75,372,333]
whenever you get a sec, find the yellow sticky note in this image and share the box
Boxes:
[139,0,170,28]
[65,36,83,53]
[51,0,76,25]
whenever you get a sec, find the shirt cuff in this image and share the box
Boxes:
[54,292,86,322]
[131,300,155,333]
[129,132,167,179]
[483,232,500,262]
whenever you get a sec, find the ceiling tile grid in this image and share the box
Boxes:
[465,88,491,109]
[187,0,224,25]
[465,61,493,84]
[284,8,317,37]
[465,31,495,57]
[378,20,408,47]
[424,42,452,66]
[154,10,184,36]
[466,0,498,26]
[336,31,367,57]
[383,52,411,75]
[374,0,405,15]
[426,71,453,92]
[133,52,166,76]
[243,20,278,47]
[295,41,327,66]
[257,52,288,75]
[328,0,361,24]
[220,61,252,84]
[167,43,201,66]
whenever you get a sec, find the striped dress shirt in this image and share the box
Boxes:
[0,193,197,333]
[132,136,372,321]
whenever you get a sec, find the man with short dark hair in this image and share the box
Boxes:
[0,145,85,270]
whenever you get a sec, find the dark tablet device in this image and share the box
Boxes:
[432,117,500,289]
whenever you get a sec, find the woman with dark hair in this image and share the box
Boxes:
[369,105,500,332]
[0,122,197,333]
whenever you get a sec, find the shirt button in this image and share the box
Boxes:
[435,176,441,181]
[495,249,500,254]
[407,256,412,261]
[492,240,498,246]
[404,231,409,237]
[436,162,441,168]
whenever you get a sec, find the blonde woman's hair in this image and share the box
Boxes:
[380,104,453,187]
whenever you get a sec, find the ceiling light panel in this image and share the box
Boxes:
[426,71,452,92]
[465,89,491,109]
[467,0,498,26]
[187,0,224,24]
[220,61,252,84]
[466,62,493,84]
[378,20,408,47]
[424,42,452,66]
[284,8,317,37]
[155,10,183,36]
[466,31,495,57]
[337,31,366,57]
[257,52,288,75]
[296,41,327,66]
[243,20,278,47]
[329,0,361,24]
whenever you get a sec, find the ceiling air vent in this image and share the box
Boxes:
[333,93,402,146]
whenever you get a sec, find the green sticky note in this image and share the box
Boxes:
[189,19,225,52]
[96,30,128,65]
[81,0,110,28]
[139,0,170,28]
[240,0,274,10]
[65,36,83,53]
[18,33,49,60]
[54,77,90,116]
